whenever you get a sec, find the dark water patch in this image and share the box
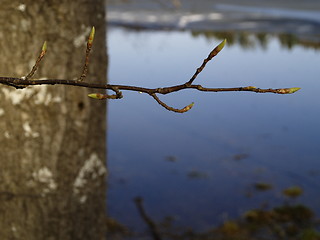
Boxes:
[107,27,320,237]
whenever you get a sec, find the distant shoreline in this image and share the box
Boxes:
[107,1,320,38]
[107,0,320,12]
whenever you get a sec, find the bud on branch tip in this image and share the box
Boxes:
[209,39,227,59]
[277,87,301,94]
[288,87,301,94]
[217,39,227,51]
[88,93,104,99]
[88,26,95,45]
[42,41,47,53]
[183,102,194,112]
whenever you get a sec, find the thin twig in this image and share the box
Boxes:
[189,85,301,94]
[25,41,47,80]
[151,93,194,113]
[0,29,300,113]
[0,76,300,113]
[79,27,95,81]
[186,39,226,86]
[0,77,300,95]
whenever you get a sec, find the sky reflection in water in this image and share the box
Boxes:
[107,27,320,231]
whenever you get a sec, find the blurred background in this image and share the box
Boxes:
[106,0,320,239]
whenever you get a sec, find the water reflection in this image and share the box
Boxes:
[108,0,320,51]
[0,1,107,239]
[108,193,320,240]
[191,31,320,50]
[107,26,320,238]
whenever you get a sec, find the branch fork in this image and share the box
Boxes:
[0,28,300,113]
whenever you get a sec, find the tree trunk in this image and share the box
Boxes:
[0,1,107,239]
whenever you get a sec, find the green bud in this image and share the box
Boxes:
[183,102,194,112]
[42,41,47,53]
[217,39,227,52]
[88,93,103,99]
[209,39,227,59]
[288,87,301,94]
[88,26,95,45]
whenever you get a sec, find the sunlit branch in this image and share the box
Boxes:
[0,28,300,113]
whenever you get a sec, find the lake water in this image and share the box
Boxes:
[107,27,320,234]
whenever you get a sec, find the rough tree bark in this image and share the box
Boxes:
[0,1,107,239]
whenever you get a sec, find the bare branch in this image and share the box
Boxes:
[0,28,300,113]
[151,93,194,113]
[0,77,300,95]
[189,85,301,94]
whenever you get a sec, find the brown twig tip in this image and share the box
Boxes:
[186,39,226,86]
[209,39,226,59]
[151,93,194,113]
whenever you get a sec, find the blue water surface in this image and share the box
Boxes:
[107,27,320,232]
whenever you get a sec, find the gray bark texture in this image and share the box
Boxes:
[0,0,108,239]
